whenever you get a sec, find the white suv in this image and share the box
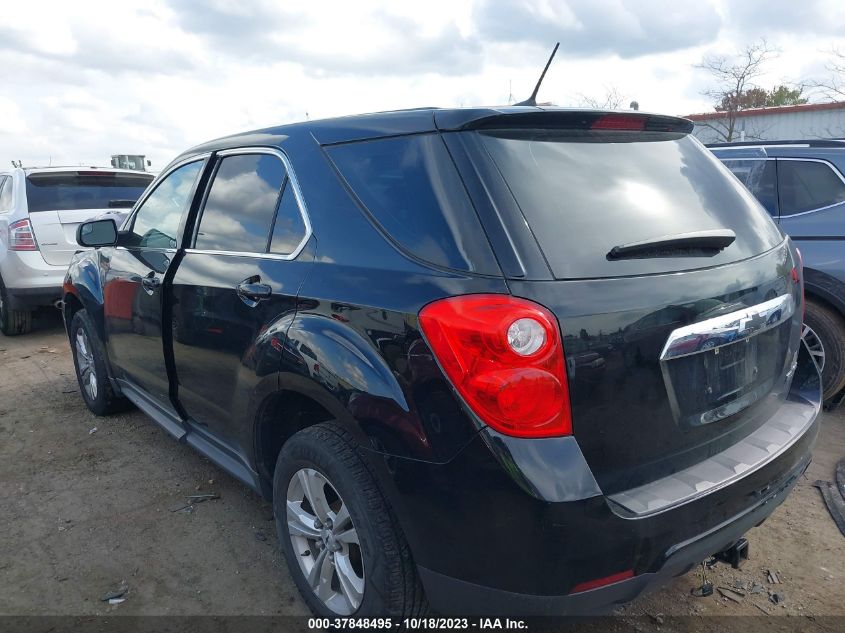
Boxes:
[0,166,153,334]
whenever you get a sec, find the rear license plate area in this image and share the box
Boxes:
[662,323,790,427]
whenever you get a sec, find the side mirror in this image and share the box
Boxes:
[77,219,118,247]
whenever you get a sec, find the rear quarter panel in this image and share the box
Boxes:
[270,133,510,463]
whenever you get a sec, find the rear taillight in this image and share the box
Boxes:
[419,294,572,438]
[9,219,37,251]
[795,248,805,319]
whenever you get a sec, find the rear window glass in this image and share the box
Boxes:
[25,171,153,212]
[327,134,499,274]
[476,130,783,279]
[778,159,845,215]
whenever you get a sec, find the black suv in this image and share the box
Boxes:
[64,108,820,616]
[711,140,845,405]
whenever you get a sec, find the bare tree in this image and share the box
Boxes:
[809,47,845,101]
[695,39,779,142]
[576,85,626,110]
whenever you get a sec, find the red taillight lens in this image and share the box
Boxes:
[419,294,572,438]
[570,569,635,594]
[590,114,646,131]
[9,219,37,251]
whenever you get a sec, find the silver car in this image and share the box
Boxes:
[0,166,153,334]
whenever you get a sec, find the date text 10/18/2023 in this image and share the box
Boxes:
[307,618,529,630]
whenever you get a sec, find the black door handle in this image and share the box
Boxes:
[237,279,272,307]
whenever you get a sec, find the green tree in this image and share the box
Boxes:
[716,85,808,112]
[766,85,808,107]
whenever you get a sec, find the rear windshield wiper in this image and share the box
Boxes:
[108,199,136,208]
[607,229,736,260]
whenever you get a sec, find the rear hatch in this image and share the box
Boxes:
[25,170,152,266]
[447,111,802,493]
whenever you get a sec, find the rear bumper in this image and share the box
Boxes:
[1,251,65,308]
[377,340,820,615]
[418,448,810,615]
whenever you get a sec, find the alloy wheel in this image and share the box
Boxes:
[75,327,98,401]
[802,323,825,373]
[286,467,364,615]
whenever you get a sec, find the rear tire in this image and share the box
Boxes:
[804,299,845,401]
[273,422,427,618]
[70,309,130,415]
[0,279,33,336]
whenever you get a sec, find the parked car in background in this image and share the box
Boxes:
[710,140,845,404]
[0,166,153,335]
[63,108,819,617]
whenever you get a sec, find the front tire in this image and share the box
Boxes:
[804,299,845,401]
[70,309,129,415]
[273,422,427,617]
[0,279,32,336]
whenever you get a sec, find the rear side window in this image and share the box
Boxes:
[195,154,286,253]
[327,134,499,274]
[722,159,778,216]
[24,171,152,212]
[0,176,11,211]
[778,159,845,215]
[473,130,783,280]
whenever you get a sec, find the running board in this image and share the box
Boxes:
[118,380,187,441]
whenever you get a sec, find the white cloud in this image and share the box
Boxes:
[1,0,844,171]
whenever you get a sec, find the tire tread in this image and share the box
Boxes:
[0,279,33,336]
[276,421,429,617]
[70,309,130,415]
[805,299,845,400]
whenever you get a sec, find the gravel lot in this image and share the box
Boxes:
[1,312,844,628]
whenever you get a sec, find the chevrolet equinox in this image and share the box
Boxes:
[63,107,821,616]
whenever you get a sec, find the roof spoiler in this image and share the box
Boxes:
[435,109,694,134]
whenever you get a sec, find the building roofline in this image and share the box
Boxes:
[685,100,845,122]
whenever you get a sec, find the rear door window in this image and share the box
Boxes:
[472,130,783,280]
[722,159,778,216]
[194,153,286,253]
[327,134,499,274]
[24,171,153,212]
[777,159,845,215]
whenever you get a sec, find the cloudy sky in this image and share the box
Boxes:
[2,0,844,170]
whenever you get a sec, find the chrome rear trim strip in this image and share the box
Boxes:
[661,294,795,361]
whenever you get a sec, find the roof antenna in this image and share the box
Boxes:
[514,42,559,106]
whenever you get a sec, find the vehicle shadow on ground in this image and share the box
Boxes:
[31,307,65,334]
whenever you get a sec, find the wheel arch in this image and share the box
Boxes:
[253,372,382,499]
[803,266,845,319]
[63,253,108,342]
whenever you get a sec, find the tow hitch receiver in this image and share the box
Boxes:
[714,537,749,569]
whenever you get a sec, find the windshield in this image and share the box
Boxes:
[25,171,153,212]
[476,130,783,279]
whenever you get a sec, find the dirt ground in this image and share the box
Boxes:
[1,311,844,629]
